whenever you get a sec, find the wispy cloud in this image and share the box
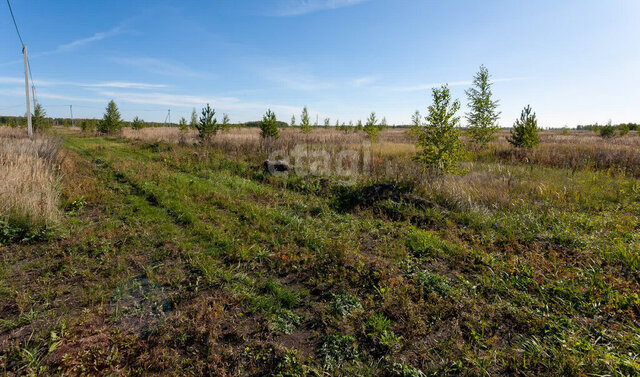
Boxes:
[391,77,530,92]
[113,57,207,78]
[36,26,126,57]
[95,90,300,114]
[351,76,376,88]
[275,0,370,16]
[262,67,334,91]
[57,26,124,51]
[0,76,168,90]
[83,82,168,89]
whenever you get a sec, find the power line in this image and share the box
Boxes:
[6,0,39,120]
[5,0,24,46]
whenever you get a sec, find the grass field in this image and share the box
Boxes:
[1,127,640,376]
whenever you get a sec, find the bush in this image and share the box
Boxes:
[80,119,96,132]
[618,123,630,136]
[600,122,616,138]
[508,105,539,148]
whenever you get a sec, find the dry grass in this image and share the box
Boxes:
[0,127,62,229]
[120,126,640,178]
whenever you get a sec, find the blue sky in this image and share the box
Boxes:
[1,0,639,126]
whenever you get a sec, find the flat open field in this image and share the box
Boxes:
[1,127,640,376]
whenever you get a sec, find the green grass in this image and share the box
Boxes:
[1,131,639,375]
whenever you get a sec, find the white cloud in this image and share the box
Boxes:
[36,26,125,57]
[275,0,370,16]
[351,76,376,87]
[56,26,124,51]
[114,57,207,78]
[263,68,335,91]
[94,90,300,115]
[83,82,168,89]
[392,77,530,92]
[0,76,167,90]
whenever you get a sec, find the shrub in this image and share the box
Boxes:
[508,105,539,148]
[600,121,616,138]
[413,84,464,175]
[80,119,96,132]
[97,100,123,134]
[618,123,630,136]
[261,109,279,139]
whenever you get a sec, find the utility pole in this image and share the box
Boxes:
[69,105,73,126]
[23,45,32,139]
[163,109,171,127]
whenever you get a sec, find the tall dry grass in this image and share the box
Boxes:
[0,127,62,229]
[120,127,640,177]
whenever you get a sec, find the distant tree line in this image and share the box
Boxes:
[576,123,638,131]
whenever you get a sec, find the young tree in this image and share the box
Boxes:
[355,120,363,131]
[508,105,540,148]
[32,103,49,132]
[222,114,231,131]
[290,114,296,127]
[260,109,279,139]
[413,84,464,175]
[364,112,380,142]
[178,117,188,131]
[80,119,96,132]
[380,117,388,129]
[190,108,198,129]
[465,65,501,147]
[323,118,330,128]
[131,116,144,130]
[618,123,630,136]
[301,107,311,133]
[599,120,616,139]
[97,100,122,134]
[197,104,219,143]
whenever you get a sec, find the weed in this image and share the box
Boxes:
[273,309,302,334]
[317,334,359,370]
[332,293,362,317]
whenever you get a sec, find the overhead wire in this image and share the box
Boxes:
[6,0,38,105]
